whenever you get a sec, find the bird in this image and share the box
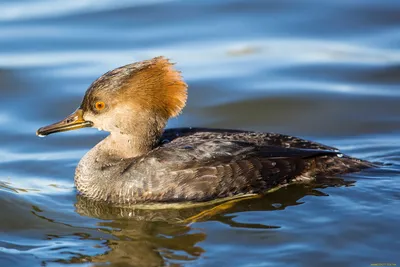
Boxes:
[37,56,373,205]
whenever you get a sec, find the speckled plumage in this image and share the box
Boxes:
[75,127,372,205]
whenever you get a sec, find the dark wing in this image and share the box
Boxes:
[135,140,340,202]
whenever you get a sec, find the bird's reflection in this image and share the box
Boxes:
[72,179,353,266]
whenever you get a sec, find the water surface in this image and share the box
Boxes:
[0,0,399,266]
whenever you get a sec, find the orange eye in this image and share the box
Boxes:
[95,101,106,111]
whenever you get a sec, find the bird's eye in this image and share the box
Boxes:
[95,101,106,111]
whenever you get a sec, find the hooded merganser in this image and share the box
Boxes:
[37,57,373,205]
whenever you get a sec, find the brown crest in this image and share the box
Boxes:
[121,56,188,118]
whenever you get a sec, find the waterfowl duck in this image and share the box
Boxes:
[37,57,373,205]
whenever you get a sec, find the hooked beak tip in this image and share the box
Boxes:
[36,128,47,137]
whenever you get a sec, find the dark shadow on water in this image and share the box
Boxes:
[54,179,353,267]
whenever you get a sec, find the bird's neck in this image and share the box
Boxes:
[99,114,167,159]
[99,132,157,159]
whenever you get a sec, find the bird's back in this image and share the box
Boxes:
[115,128,373,203]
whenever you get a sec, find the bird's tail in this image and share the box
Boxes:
[312,154,376,176]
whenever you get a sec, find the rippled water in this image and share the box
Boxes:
[1,0,400,266]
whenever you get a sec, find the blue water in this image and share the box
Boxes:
[1,0,399,266]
